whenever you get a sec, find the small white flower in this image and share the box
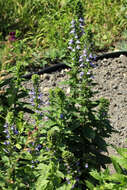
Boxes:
[79,23,84,29]
[76,40,80,44]
[80,71,84,78]
[86,58,89,62]
[68,46,73,50]
[87,71,90,75]
[79,17,84,23]
[83,49,87,57]
[76,45,80,50]
[85,163,88,168]
[71,19,75,25]
[79,57,83,62]
[80,63,84,68]
[68,39,73,45]
[89,53,93,59]
[70,29,75,34]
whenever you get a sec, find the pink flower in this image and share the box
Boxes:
[8,31,16,41]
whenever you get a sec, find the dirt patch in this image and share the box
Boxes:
[93,55,127,148]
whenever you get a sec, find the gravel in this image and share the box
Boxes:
[23,54,127,152]
[93,55,127,148]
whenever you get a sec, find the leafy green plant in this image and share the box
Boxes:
[34,4,113,188]
[0,72,44,189]
[0,61,30,130]
[87,144,127,190]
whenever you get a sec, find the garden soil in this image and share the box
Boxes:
[23,54,127,173]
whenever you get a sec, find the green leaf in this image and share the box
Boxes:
[115,147,127,159]
[100,183,115,189]
[21,151,32,160]
[90,170,101,181]
[108,173,126,183]
[36,179,50,190]
[111,156,127,170]
[111,157,123,174]
[15,144,22,150]
[57,182,73,190]
[0,174,6,188]
[0,105,4,112]
[83,127,95,139]
[86,180,95,190]
[94,136,107,151]
[37,163,50,179]
[2,155,10,163]
[56,170,64,179]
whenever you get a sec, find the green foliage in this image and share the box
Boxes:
[0,62,30,132]
[0,68,44,188]
[85,0,127,49]
[0,0,127,71]
[0,63,39,188]
[114,30,127,50]
[35,161,74,190]
[0,40,43,71]
[87,145,127,190]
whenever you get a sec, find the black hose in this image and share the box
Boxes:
[94,50,127,61]
[22,51,127,79]
[22,63,70,79]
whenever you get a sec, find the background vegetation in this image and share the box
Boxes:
[0,0,127,71]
